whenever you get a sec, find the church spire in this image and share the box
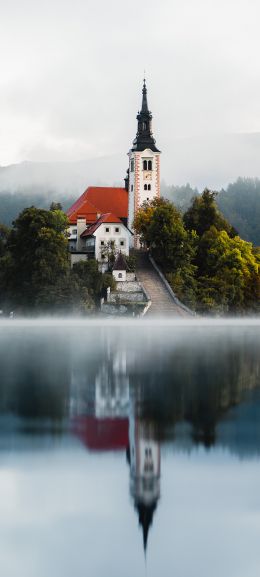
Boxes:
[141,78,149,114]
[131,79,160,153]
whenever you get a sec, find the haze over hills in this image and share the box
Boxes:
[1,132,260,195]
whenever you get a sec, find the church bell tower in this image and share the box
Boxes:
[128,79,161,243]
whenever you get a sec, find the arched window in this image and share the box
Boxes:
[148,184,151,191]
[142,122,147,131]
[144,184,147,191]
[148,160,152,171]
[143,160,147,171]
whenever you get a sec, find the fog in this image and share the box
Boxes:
[2,0,260,189]
[2,132,260,195]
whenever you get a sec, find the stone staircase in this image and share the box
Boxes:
[135,251,191,317]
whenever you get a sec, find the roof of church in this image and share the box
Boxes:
[81,213,123,237]
[72,416,129,451]
[67,186,128,224]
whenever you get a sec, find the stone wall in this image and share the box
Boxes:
[115,281,143,293]
[109,291,145,303]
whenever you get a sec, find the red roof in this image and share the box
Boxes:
[81,213,123,238]
[67,186,128,224]
[72,416,129,451]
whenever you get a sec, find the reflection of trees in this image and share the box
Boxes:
[0,332,71,423]
[126,333,260,448]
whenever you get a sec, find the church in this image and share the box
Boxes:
[67,79,161,266]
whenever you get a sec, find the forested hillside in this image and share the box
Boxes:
[0,189,76,226]
[216,178,260,246]
[161,183,199,212]
[0,177,260,246]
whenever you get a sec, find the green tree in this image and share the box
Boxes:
[134,198,197,306]
[72,260,115,302]
[217,177,260,245]
[196,227,260,314]
[0,223,10,257]
[184,188,235,238]
[6,206,70,310]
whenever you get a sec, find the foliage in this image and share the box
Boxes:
[100,240,117,271]
[0,223,10,257]
[133,194,260,315]
[134,198,197,307]
[72,260,116,301]
[0,189,76,227]
[3,207,70,310]
[196,227,260,314]
[184,188,235,237]
[217,177,260,246]
[125,254,136,272]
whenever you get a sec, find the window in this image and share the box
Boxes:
[142,122,147,130]
[72,229,77,235]
[146,197,149,201]
[143,160,147,171]
[131,185,133,191]
[118,273,122,279]
[130,159,134,172]
[105,227,110,233]
[115,227,120,233]
[148,184,151,191]
[144,184,147,191]
[148,160,152,170]
[120,240,125,247]
[100,240,105,246]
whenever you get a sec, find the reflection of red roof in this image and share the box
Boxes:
[67,187,128,224]
[81,213,123,238]
[72,416,129,451]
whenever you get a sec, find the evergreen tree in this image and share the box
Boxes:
[184,188,236,237]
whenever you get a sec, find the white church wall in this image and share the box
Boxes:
[94,223,130,262]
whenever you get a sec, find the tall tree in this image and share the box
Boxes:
[6,206,70,310]
[184,188,235,237]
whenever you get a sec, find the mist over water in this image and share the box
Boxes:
[0,318,260,577]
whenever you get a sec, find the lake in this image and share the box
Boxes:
[0,318,260,577]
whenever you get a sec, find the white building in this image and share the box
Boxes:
[79,213,130,269]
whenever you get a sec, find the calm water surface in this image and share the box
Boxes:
[0,319,260,577]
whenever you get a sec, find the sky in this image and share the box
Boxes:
[1,0,260,188]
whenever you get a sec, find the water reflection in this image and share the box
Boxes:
[0,321,260,563]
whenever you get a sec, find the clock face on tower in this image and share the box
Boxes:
[144,172,152,181]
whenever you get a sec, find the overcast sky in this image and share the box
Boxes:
[1,0,260,187]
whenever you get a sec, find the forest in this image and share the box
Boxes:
[1,177,260,246]
[134,191,260,314]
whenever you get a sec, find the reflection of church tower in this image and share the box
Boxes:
[128,412,160,553]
